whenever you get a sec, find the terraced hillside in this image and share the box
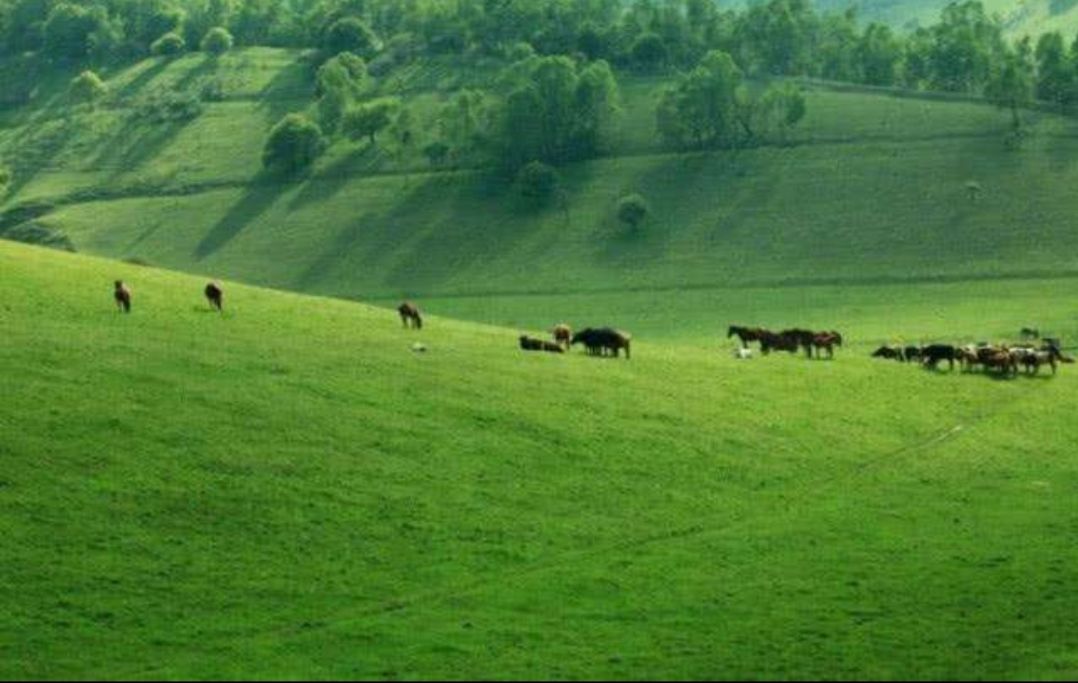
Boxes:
[2,240,1077,679]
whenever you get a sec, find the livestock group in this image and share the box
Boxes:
[872,336,1073,376]
[108,280,1070,378]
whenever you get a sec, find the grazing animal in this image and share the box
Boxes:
[113,280,131,313]
[811,331,843,359]
[398,301,422,329]
[733,347,753,359]
[903,346,922,363]
[921,344,959,371]
[1020,327,1040,340]
[552,324,572,350]
[956,345,981,371]
[759,330,799,355]
[520,335,564,353]
[780,328,817,357]
[571,327,632,359]
[204,281,224,311]
[871,345,904,361]
[978,346,1018,376]
[727,325,765,349]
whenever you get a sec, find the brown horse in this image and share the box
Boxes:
[204,281,223,311]
[552,323,572,350]
[811,331,843,359]
[114,280,131,313]
[398,302,422,329]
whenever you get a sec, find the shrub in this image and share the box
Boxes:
[324,17,380,58]
[69,70,107,105]
[150,31,185,57]
[516,161,559,203]
[616,193,650,229]
[343,99,397,144]
[262,114,325,174]
[200,27,234,56]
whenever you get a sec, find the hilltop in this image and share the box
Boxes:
[2,240,1077,679]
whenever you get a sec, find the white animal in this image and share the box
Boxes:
[411,342,427,353]
[733,347,753,360]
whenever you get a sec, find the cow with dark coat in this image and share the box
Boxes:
[571,327,632,359]
[114,280,132,313]
[205,281,224,311]
[871,345,904,361]
[921,344,959,371]
[903,346,922,363]
[398,301,422,329]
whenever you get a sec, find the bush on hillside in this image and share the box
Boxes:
[324,17,381,59]
[616,193,649,229]
[262,114,325,175]
[201,27,234,56]
[342,98,397,144]
[516,161,559,204]
[150,31,186,57]
[69,70,107,106]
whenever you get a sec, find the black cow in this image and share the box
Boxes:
[519,335,564,353]
[571,327,632,359]
[871,346,904,361]
[921,344,959,371]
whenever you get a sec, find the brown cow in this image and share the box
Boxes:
[114,280,131,313]
[398,301,422,329]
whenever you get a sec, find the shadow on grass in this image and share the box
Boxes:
[194,177,284,260]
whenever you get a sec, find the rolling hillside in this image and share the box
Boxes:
[2,240,1078,679]
[3,49,1078,338]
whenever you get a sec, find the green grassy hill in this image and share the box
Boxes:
[4,49,1078,338]
[3,240,1078,679]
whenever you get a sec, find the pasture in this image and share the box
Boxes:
[2,240,1077,679]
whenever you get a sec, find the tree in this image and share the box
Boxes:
[1035,32,1072,108]
[755,82,806,142]
[43,3,106,61]
[324,17,380,58]
[516,161,559,204]
[986,45,1033,131]
[315,52,367,134]
[630,33,668,71]
[69,70,107,106]
[262,113,324,174]
[616,193,649,230]
[343,98,397,144]
[858,23,901,86]
[150,31,186,56]
[200,26,234,55]
[422,141,450,167]
[657,50,743,150]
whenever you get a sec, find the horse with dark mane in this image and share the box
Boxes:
[780,328,817,357]
[727,325,765,349]
[114,280,131,313]
[871,345,903,361]
[903,346,922,363]
[759,330,799,355]
[398,301,422,329]
[204,281,223,311]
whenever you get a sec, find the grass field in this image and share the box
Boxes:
[2,240,1078,679]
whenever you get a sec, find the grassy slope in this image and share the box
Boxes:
[2,240,1078,679]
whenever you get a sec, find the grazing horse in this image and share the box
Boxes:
[903,346,922,363]
[727,325,764,349]
[204,281,223,311]
[552,324,572,350]
[759,330,799,355]
[811,331,843,359]
[114,280,132,313]
[871,345,903,361]
[780,328,817,357]
[571,327,632,359]
[921,344,959,371]
[520,335,565,353]
[398,302,422,329]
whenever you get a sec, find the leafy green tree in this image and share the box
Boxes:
[616,193,649,230]
[69,70,107,106]
[200,26,234,55]
[343,98,397,144]
[422,141,450,168]
[325,17,380,58]
[754,82,806,142]
[928,0,1005,93]
[986,44,1033,131]
[1035,32,1072,108]
[858,23,901,86]
[815,9,860,82]
[630,33,668,72]
[43,3,106,61]
[516,160,559,204]
[150,31,186,56]
[262,113,325,174]
[657,50,743,150]
[315,53,367,134]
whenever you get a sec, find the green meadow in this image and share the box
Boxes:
[4,41,1078,680]
[2,241,1077,679]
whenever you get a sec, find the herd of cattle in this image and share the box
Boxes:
[112,282,1070,376]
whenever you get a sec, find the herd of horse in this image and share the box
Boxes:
[727,325,844,359]
[872,340,1073,376]
[110,284,1069,378]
